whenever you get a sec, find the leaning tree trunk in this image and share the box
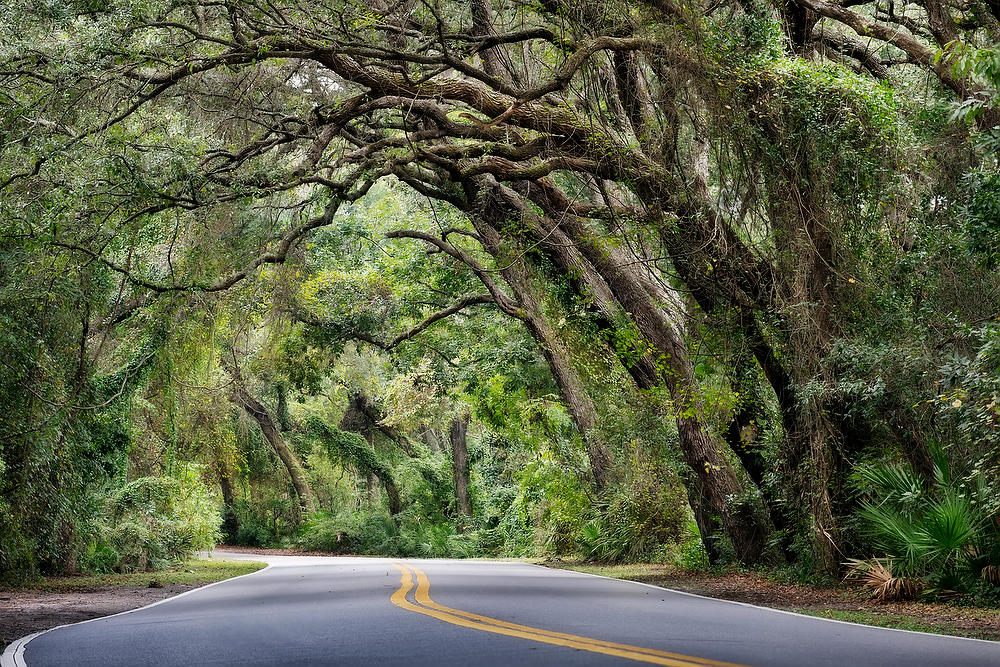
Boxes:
[450,412,473,520]
[228,376,316,514]
[373,467,403,516]
[337,403,403,516]
[516,181,772,562]
[340,391,417,456]
[519,300,614,493]
[469,208,614,493]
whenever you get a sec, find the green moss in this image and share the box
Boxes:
[301,417,393,481]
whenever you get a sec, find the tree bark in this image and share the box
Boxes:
[520,181,772,562]
[341,392,416,456]
[450,412,473,519]
[466,183,614,493]
[375,471,403,516]
[228,373,316,514]
[418,424,441,452]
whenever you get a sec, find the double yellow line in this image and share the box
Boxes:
[389,563,745,667]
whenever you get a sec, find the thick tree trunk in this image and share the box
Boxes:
[450,412,473,519]
[470,0,507,81]
[515,282,614,493]
[502,181,665,391]
[520,182,772,562]
[228,377,316,514]
[765,171,844,576]
[684,472,724,564]
[521,223,741,559]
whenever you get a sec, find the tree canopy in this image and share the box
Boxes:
[1,0,999,592]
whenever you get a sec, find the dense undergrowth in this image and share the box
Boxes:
[2,0,1000,604]
[228,429,703,565]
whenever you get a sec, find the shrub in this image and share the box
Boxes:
[86,463,221,573]
[577,472,687,564]
[79,541,120,574]
[295,511,378,554]
[844,558,923,601]
[233,518,277,548]
[851,455,1000,597]
[295,510,476,558]
[0,497,35,583]
[678,521,711,571]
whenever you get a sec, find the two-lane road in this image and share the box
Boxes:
[4,553,998,666]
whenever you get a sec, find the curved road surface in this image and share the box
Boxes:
[4,552,998,666]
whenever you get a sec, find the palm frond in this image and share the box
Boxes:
[845,558,922,601]
[858,501,929,570]
[922,492,978,560]
[857,463,924,510]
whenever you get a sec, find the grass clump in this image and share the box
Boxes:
[295,510,476,559]
[791,609,998,641]
[6,558,265,593]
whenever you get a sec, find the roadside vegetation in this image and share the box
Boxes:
[550,562,1000,641]
[1,0,1000,624]
[0,558,266,650]
[793,610,997,641]
[6,559,267,594]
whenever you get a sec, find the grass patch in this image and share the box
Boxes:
[4,559,267,593]
[791,609,996,641]
[551,562,682,580]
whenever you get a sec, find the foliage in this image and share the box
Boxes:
[470,428,590,559]
[963,172,1000,268]
[844,558,923,602]
[302,417,395,488]
[577,449,688,564]
[1,0,999,587]
[295,510,475,559]
[88,464,222,573]
[852,456,1000,596]
[942,43,1000,152]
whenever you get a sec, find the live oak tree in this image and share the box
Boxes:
[3,0,999,576]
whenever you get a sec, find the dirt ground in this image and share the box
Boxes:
[0,584,201,649]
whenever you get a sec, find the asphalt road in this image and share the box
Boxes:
[4,552,999,666]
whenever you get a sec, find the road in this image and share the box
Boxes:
[4,552,998,666]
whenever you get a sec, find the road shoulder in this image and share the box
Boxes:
[0,558,267,650]
[545,561,1000,641]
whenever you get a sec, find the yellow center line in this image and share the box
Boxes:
[388,563,747,667]
[401,564,737,667]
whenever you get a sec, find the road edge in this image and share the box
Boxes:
[0,559,272,667]
[533,563,1000,646]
